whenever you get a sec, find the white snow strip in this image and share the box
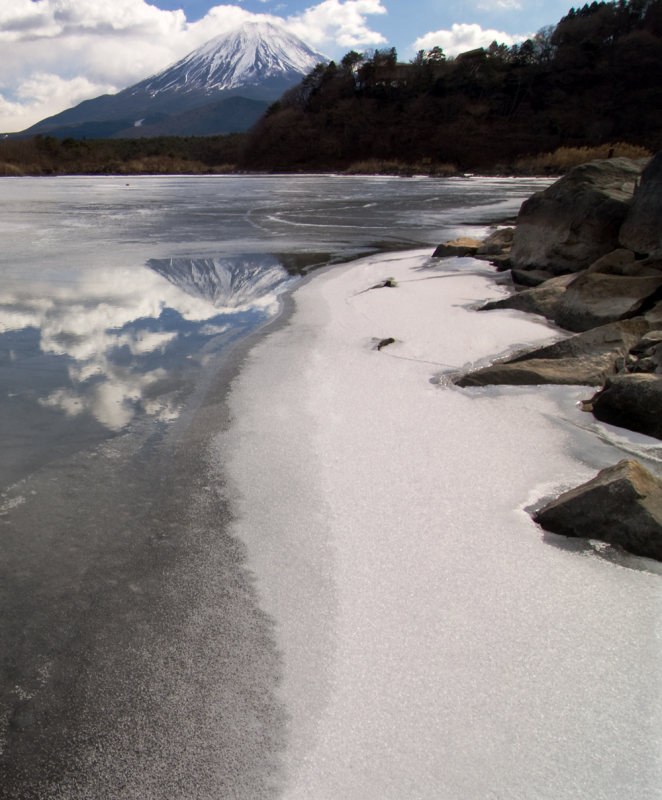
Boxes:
[217,250,662,799]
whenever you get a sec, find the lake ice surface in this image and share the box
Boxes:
[220,249,662,799]
[3,174,659,798]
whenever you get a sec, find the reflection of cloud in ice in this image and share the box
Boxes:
[0,269,213,337]
[40,388,86,417]
[125,330,178,355]
[0,261,284,340]
[44,327,179,362]
[198,323,231,337]
[0,258,291,431]
[40,367,182,432]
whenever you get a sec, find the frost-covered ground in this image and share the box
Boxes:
[218,249,662,799]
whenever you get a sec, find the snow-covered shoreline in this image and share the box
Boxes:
[216,249,662,798]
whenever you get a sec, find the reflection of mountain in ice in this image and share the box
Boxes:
[147,256,292,309]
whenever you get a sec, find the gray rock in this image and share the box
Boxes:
[433,237,483,257]
[585,248,636,275]
[630,330,662,354]
[554,272,662,332]
[476,227,514,256]
[511,269,553,287]
[454,353,619,387]
[454,319,649,387]
[510,318,649,363]
[480,273,576,318]
[489,254,512,271]
[631,356,659,373]
[619,150,662,255]
[533,459,662,562]
[640,251,662,271]
[630,342,662,374]
[644,300,662,327]
[589,373,662,439]
[510,157,645,275]
[584,248,662,278]
[482,271,662,333]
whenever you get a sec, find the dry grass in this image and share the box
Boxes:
[515,143,653,174]
[0,161,26,176]
[118,156,210,174]
[209,163,237,174]
[428,162,458,176]
[345,159,409,175]
[0,135,246,176]
[345,158,458,176]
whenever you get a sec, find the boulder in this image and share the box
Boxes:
[627,338,662,373]
[630,330,662,354]
[490,254,512,271]
[511,269,553,287]
[510,157,645,275]
[476,227,514,256]
[619,149,662,255]
[515,318,648,360]
[554,272,662,332]
[480,273,576,319]
[454,318,649,387]
[454,353,619,387]
[645,300,662,327]
[630,347,662,373]
[640,252,662,271]
[585,248,635,274]
[532,459,662,562]
[589,373,662,439]
[585,248,662,278]
[482,271,662,333]
[433,237,483,257]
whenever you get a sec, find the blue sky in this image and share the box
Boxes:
[0,0,574,132]
[152,0,571,59]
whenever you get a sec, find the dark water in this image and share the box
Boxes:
[0,174,548,798]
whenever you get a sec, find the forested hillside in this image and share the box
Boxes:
[243,0,662,171]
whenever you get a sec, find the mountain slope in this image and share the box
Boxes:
[11,22,327,138]
[111,97,269,139]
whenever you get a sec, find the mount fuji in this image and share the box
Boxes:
[12,22,328,140]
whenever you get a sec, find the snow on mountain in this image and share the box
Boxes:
[130,22,329,98]
[13,21,328,138]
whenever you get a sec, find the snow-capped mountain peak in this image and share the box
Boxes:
[17,21,327,138]
[133,22,328,97]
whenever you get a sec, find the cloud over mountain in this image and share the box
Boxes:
[0,0,386,132]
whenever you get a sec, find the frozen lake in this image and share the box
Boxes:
[1,174,659,798]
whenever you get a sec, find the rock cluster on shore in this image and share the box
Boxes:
[434,150,662,561]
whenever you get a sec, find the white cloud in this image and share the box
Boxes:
[285,0,386,48]
[0,0,387,132]
[476,0,522,10]
[413,23,529,57]
[1,73,118,128]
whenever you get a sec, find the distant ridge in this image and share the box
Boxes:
[8,22,328,140]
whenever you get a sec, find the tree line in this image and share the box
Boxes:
[242,0,662,171]
[1,0,660,175]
